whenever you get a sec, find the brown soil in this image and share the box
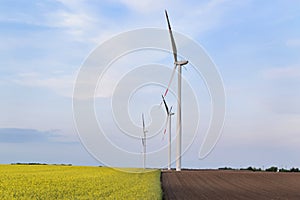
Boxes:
[161,170,300,200]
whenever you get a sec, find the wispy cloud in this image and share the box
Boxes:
[47,0,250,43]
[12,71,120,99]
[286,39,300,47]
[44,1,97,41]
[12,72,76,97]
[262,66,300,79]
[115,0,171,13]
[165,0,251,37]
[0,128,63,143]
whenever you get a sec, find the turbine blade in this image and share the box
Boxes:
[142,113,145,133]
[165,10,178,63]
[142,137,145,146]
[163,64,176,97]
[162,95,169,114]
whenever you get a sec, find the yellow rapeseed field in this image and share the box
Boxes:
[0,164,162,199]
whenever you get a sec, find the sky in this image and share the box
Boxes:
[1,0,300,169]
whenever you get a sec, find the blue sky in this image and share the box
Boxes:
[1,0,300,168]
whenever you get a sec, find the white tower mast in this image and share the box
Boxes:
[142,113,147,169]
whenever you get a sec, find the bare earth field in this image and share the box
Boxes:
[162,170,300,200]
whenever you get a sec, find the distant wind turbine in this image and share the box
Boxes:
[162,95,175,170]
[141,113,147,169]
[163,10,188,171]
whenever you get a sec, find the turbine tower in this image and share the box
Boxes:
[141,113,147,169]
[164,10,188,171]
[162,95,175,170]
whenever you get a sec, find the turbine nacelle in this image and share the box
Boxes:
[175,60,188,66]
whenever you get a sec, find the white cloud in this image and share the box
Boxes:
[286,39,300,47]
[13,72,76,98]
[1,0,247,47]
[115,0,171,13]
[162,0,252,37]
[43,1,99,42]
[262,66,300,79]
[52,11,94,29]
[12,70,121,99]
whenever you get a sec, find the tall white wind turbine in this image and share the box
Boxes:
[162,95,175,170]
[164,10,188,171]
[141,113,147,169]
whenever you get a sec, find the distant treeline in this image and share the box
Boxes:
[11,163,72,166]
[219,166,300,172]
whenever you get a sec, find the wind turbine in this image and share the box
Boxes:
[162,95,175,170]
[164,10,188,171]
[141,113,147,169]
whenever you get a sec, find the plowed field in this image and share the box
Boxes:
[162,170,300,200]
